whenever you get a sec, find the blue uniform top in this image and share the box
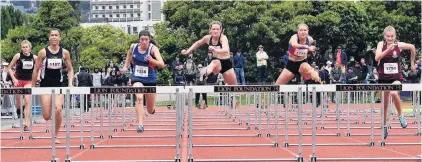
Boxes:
[131,43,157,83]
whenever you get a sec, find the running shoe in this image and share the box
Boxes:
[383,126,388,139]
[137,125,144,133]
[399,116,407,128]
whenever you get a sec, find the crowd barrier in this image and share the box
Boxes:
[1,84,421,162]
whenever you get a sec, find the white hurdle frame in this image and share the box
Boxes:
[1,84,420,162]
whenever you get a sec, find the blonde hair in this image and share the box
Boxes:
[297,23,309,30]
[20,40,32,49]
[383,26,396,35]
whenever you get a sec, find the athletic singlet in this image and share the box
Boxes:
[377,42,403,80]
[15,52,35,80]
[288,35,310,58]
[208,34,223,59]
[41,47,64,82]
[131,43,157,83]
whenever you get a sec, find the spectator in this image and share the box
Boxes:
[204,52,213,66]
[308,50,323,67]
[184,55,196,86]
[256,45,268,84]
[172,56,183,81]
[335,46,348,74]
[92,68,103,87]
[330,62,342,84]
[104,70,119,86]
[320,65,330,84]
[368,69,378,84]
[77,67,93,112]
[354,63,363,83]
[326,61,333,75]
[346,67,358,84]
[360,58,369,84]
[402,64,411,82]
[347,56,356,69]
[324,46,334,64]
[195,64,207,109]
[233,51,246,85]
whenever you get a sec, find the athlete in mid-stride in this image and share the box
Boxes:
[121,30,165,133]
[181,21,237,85]
[275,23,322,85]
[32,28,74,144]
[8,40,40,131]
[375,25,416,139]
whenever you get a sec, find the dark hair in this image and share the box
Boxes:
[138,30,159,48]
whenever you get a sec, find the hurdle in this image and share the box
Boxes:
[309,84,422,162]
[2,84,421,162]
[187,85,302,162]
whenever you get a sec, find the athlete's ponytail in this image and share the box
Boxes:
[138,30,159,48]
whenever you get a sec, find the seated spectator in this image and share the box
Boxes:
[368,69,378,84]
[330,62,342,84]
[104,70,119,86]
[184,55,197,86]
[346,67,358,84]
[174,68,185,85]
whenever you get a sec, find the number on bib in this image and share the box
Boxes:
[47,59,62,69]
[22,60,33,69]
[384,63,398,74]
[135,65,148,77]
[294,49,308,57]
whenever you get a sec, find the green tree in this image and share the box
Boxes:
[1,5,25,39]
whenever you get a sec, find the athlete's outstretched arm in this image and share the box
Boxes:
[375,41,395,62]
[210,35,230,55]
[32,49,45,87]
[7,53,20,86]
[398,42,416,71]
[149,46,165,69]
[63,49,74,87]
[182,35,208,55]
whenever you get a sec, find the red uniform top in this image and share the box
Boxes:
[377,42,403,81]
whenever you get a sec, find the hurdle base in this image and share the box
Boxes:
[283,142,289,147]
[310,156,317,162]
[80,144,85,149]
[51,158,59,162]
[174,157,181,162]
[297,156,303,162]
[65,158,72,162]
[188,158,194,162]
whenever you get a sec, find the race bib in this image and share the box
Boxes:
[47,59,62,69]
[294,49,308,57]
[22,60,33,69]
[384,63,398,74]
[134,65,148,77]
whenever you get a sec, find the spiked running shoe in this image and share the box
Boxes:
[137,125,144,133]
[399,116,408,128]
